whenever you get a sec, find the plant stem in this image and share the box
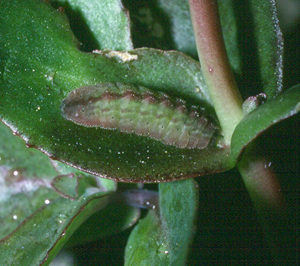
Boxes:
[238,152,296,265]
[238,158,284,211]
[189,0,244,144]
[189,2,297,264]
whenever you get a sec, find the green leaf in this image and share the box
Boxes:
[0,121,140,263]
[157,0,197,58]
[122,0,176,52]
[0,121,117,265]
[231,84,300,163]
[125,0,242,65]
[65,198,140,248]
[0,122,59,240]
[50,161,117,198]
[125,0,242,68]
[0,0,232,183]
[155,0,243,72]
[0,191,111,266]
[222,0,283,98]
[125,179,198,265]
[52,0,133,51]
[49,250,76,266]
[213,1,284,99]
[0,122,57,179]
[218,0,241,75]
[127,0,283,99]
[247,0,283,97]
[50,163,141,247]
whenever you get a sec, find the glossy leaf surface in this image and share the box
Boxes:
[127,0,283,99]
[0,0,296,265]
[0,123,112,265]
[156,0,197,58]
[218,0,283,98]
[0,123,58,240]
[0,0,231,183]
[0,190,110,266]
[246,0,283,98]
[52,0,133,51]
[0,121,140,264]
[231,84,300,163]
[125,179,198,265]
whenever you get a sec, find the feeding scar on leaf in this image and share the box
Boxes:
[61,82,219,149]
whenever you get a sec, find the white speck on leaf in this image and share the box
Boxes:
[105,51,138,62]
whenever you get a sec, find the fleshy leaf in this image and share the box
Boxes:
[65,199,140,248]
[127,0,283,99]
[157,0,197,58]
[51,174,79,199]
[49,165,142,248]
[122,0,176,52]
[0,122,59,240]
[246,0,283,97]
[50,161,117,200]
[125,179,198,265]
[0,123,115,265]
[0,191,111,266]
[51,173,104,200]
[124,0,241,65]
[51,160,117,192]
[0,124,57,180]
[219,0,283,98]
[217,0,241,74]
[52,0,133,51]
[219,0,284,98]
[0,0,232,183]
[49,250,76,266]
[231,84,300,163]
[0,120,140,262]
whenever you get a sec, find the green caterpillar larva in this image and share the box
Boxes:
[61,82,217,149]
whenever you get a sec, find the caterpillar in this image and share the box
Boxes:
[61,82,218,149]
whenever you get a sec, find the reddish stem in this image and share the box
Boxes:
[189,0,243,143]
